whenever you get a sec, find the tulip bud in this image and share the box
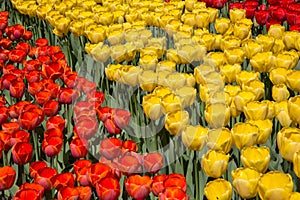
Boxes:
[0,166,16,191]
[181,125,208,151]
[220,36,241,51]
[232,122,259,150]
[234,19,252,41]
[288,96,300,125]
[175,86,196,108]
[283,31,300,50]
[242,80,265,101]
[231,167,261,199]
[165,110,190,136]
[275,101,293,127]
[234,91,256,112]
[204,179,232,200]
[256,34,275,52]
[272,84,290,102]
[125,175,152,200]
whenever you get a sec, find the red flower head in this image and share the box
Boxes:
[77,186,92,200]
[10,80,25,98]
[73,160,92,173]
[51,52,65,62]
[15,42,31,54]
[116,153,142,175]
[99,157,121,180]
[99,138,123,160]
[286,11,300,25]
[12,142,33,165]
[163,174,187,192]
[0,19,8,31]
[290,24,300,31]
[255,10,270,25]
[43,100,60,117]
[2,74,17,90]
[23,60,41,71]
[81,80,97,95]
[25,70,41,83]
[96,177,120,200]
[63,71,78,88]
[34,167,57,191]
[0,49,9,62]
[51,172,75,191]
[159,188,189,200]
[88,163,112,187]
[244,5,257,19]
[44,128,63,139]
[22,30,33,40]
[0,38,12,49]
[97,106,112,122]
[42,136,63,157]
[57,186,79,200]
[2,121,20,133]
[35,91,52,106]
[19,182,45,199]
[9,50,27,63]
[211,0,228,9]
[228,2,244,10]
[70,136,88,158]
[47,46,62,55]
[152,174,168,196]
[44,82,60,98]
[14,189,41,200]
[122,140,138,153]
[104,117,121,135]
[266,19,281,30]
[143,152,164,174]
[35,38,48,47]
[0,130,11,151]
[73,116,99,139]
[42,62,64,80]
[112,108,131,130]
[10,130,30,147]
[58,88,80,104]
[271,7,286,22]
[87,91,105,105]
[46,115,65,131]
[12,24,25,40]
[125,175,152,200]
[74,160,91,186]
[28,82,43,96]
[0,106,9,125]
[74,101,96,120]
[37,55,51,64]
[30,161,48,179]
[18,111,39,130]
[0,166,16,191]
[268,0,281,5]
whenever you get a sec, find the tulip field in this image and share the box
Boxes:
[2,0,300,199]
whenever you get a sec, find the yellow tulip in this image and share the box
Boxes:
[69,20,85,37]
[241,146,270,173]
[234,19,252,40]
[205,103,230,129]
[175,86,196,108]
[182,73,196,87]
[110,45,126,63]
[250,51,275,72]
[258,171,293,200]
[166,49,181,64]
[242,39,263,59]
[286,70,300,92]
[113,10,125,24]
[139,54,158,71]
[156,60,176,72]
[272,38,286,54]
[224,85,242,97]
[138,70,157,92]
[275,53,296,70]
[230,100,242,118]
[277,127,300,162]
[269,67,288,85]
[230,8,246,23]
[201,70,224,86]
[243,101,268,120]
[288,96,300,125]
[207,91,230,106]
[152,86,173,98]
[219,64,242,84]
[45,11,61,27]
[268,24,285,39]
[220,35,241,51]
[195,11,210,28]
[79,0,96,10]
[213,34,223,50]
[185,0,197,12]
[177,44,198,64]
[84,25,107,44]
[181,13,196,27]
[262,100,276,120]
[158,14,175,28]
[202,150,229,178]
[89,43,111,63]
[181,125,208,151]
[36,4,53,20]
[119,66,143,87]
[124,43,137,62]
[247,119,273,144]
[194,64,216,85]
[157,71,172,87]
[161,93,183,114]
[231,122,259,150]
[206,128,232,154]
[231,167,261,199]
[163,73,186,91]
[107,30,125,46]
[199,83,224,103]
[242,80,265,101]
[142,94,163,120]
[197,33,215,51]
[275,101,293,128]
[204,179,232,200]
[282,50,299,68]
[165,19,182,36]
[293,151,300,178]
[214,18,231,34]
[224,48,245,65]
[256,34,275,52]
[272,84,290,102]
[204,52,226,69]
[234,91,256,112]
[165,110,190,136]
[283,31,300,50]
[290,192,300,200]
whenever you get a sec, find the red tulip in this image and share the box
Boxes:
[0,19,8,31]
[159,188,189,200]
[2,74,17,90]
[44,128,63,139]
[34,167,57,190]
[24,106,44,125]
[125,175,152,200]
[52,172,75,190]
[18,111,39,130]
[10,80,25,98]
[122,140,138,153]
[77,186,92,200]
[12,24,25,40]
[57,186,79,200]
[152,174,168,196]
[46,115,65,131]
[22,30,33,40]
[47,45,62,55]
[30,161,48,178]
[58,88,80,104]
[9,50,27,63]
[15,42,31,54]
[42,136,63,157]
[19,182,45,199]
[99,157,121,180]
[35,91,52,106]
[290,24,300,31]
[0,49,9,62]
[75,166,91,186]
[99,138,123,160]
[70,136,88,158]
[268,0,281,5]
[63,72,78,88]
[87,91,105,105]
[0,106,8,125]
[42,62,64,80]
[116,154,142,175]
[81,80,97,95]
[73,160,92,174]
[286,11,300,25]
[44,82,60,98]
[163,174,187,192]
[28,82,43,96]
[289,3,300,12]
[0,130,12,151]
[88,163,112,187]
[0,166,16,191]
[272,7,286,22]
[25,70,41,83]
[104,118,121,135]
[266,19,282,30]
[73,116,98,139]
[255,10,270,25]
[228,2,244,10]
[10,130,30,146]
[143,152,164,174]
[35,38,48,47]
[12,142,33,165]
[2,121,20,133]
[97,106,112,122]
[0,38,12,49]
[13,189,41,200]
[211,0,227,9]
[96,177,120,200]
[43,100,60,117]
[51,52,65,62]
[244,5,257,19]
[112,108,131,129]
[23,60,41,71]
[37,55,51,64]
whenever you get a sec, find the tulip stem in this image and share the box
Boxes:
[32,130,39,161]
[2,150,8,166]
[17,165,25,186]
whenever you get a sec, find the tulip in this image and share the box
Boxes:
[116,153,142,175]
[138,70,157,92]
[275,101,293,127]
[159,188,189,200]
[290,192,300,200]
[205,103,230,128]
[57,186,79,200]
[88,163,112,187]
[34,167,57,191]
[232,122,259,150]
[143,152,164,174]
[286,70,300,92]
[272,84,290,102]
[99,138,123,160]
[275,53,296,70]
[250,51,274,72]
[70,137,88,159]
[0,166,16,191]
[52,172,75,191]
[30,161,48,179]
[125,175,152,200]
[242,39,263,59]
[58,88,80,104]
[164,174,187,192]
[122,140,138,153]
[175,86,196,108]
[230,8,246,23]
[241,146,270,173]
[42,136,63,157]
[288,96,300,125]
[12,142,33,165]
[46,116,65,131]
[96,177,120,200]
[215,18,231,34]
[161,93,182,114]
[277,127,300,162]
[204,52,226,69]
[272,38,286,54]
[13,188,41,200]
[243,101,268,120]
[202,150,229,178]
[247,119,273,144]
[165,110,190,136]
[181,125,208,151]
[142,94,163,120]
[283,31,300,50]
[224,48,245,65]
[163,73,186,91]
[18,182,45,199]
[89,42,110,63]
[204,179,232,200]
[194,64,216,85]
[268,24,285,39]
[269,67,288,85]
[152,174,167,196]
[195,11,210,28]
[293,151,300,178]
[84,25,107,44]
[258,171,293,200]
[234,91,256,112]
[206,128,233,154]
[219,64,242,84]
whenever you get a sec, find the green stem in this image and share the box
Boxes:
[2,150,8,166]
[32,130,39,161]
[17,164,25,186]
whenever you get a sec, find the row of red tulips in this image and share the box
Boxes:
[0,10,188,199]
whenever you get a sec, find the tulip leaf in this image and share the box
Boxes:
[186,150,195,198]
